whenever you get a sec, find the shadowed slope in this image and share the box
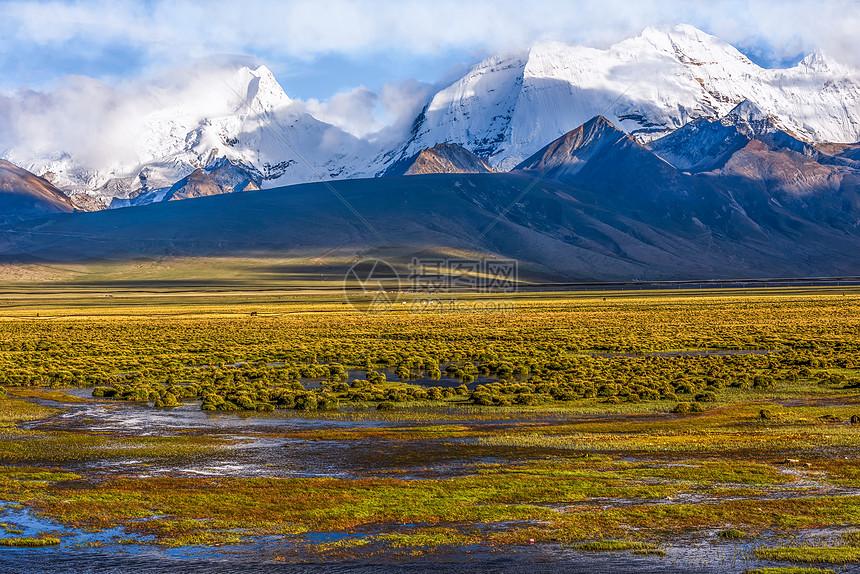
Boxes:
[649,101,819,173]
[0,159,75,222]
[1,171,858,282]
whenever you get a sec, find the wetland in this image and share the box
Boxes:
[1,286,860,572]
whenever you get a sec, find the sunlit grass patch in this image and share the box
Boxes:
[574,540,665,555]
[313,536,370,553]
[0,536,60,547]
[0,431,227,464]
[838,530,860,546]
[0,396,57,424]
[755,546,860,564]
[6,388,91,404]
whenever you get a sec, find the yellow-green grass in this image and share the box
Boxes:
[755,546,860,564]
[6,388,91,404]
[0,537,60,547]
[5,463,859,548]
[0,397,56,425]
[0,286,858,553]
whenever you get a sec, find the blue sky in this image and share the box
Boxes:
[2,0,859,100]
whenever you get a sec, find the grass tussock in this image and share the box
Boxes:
[755,547,860,564]
[0,537,60,547]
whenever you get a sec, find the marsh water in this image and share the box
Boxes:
[6,393,858,573]
[0,545,809,574]
[0,491,812,574]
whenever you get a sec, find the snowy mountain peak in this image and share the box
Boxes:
[634,24,755,67]
[798,49,846,74]
[7,25,860,210]
[639,23,720,49]
[236,65,292,114]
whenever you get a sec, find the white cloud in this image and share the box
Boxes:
[295,79,435,142]
[300,87,381,138]
[0,62,260,167]
[0,61,432,170]
[3,0,860,73]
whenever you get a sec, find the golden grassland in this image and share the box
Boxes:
[0,286,858,565]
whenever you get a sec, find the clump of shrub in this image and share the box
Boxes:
[695,391,717,403]
[673,402,706,414]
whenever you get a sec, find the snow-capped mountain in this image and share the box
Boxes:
[397,24,860,170]
[3,65,375,207]
[3,24,860,210]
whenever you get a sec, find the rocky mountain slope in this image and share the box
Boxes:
[383,143,494,176]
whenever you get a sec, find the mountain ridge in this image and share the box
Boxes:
[3,24,860,210]
[397,24,860,171]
